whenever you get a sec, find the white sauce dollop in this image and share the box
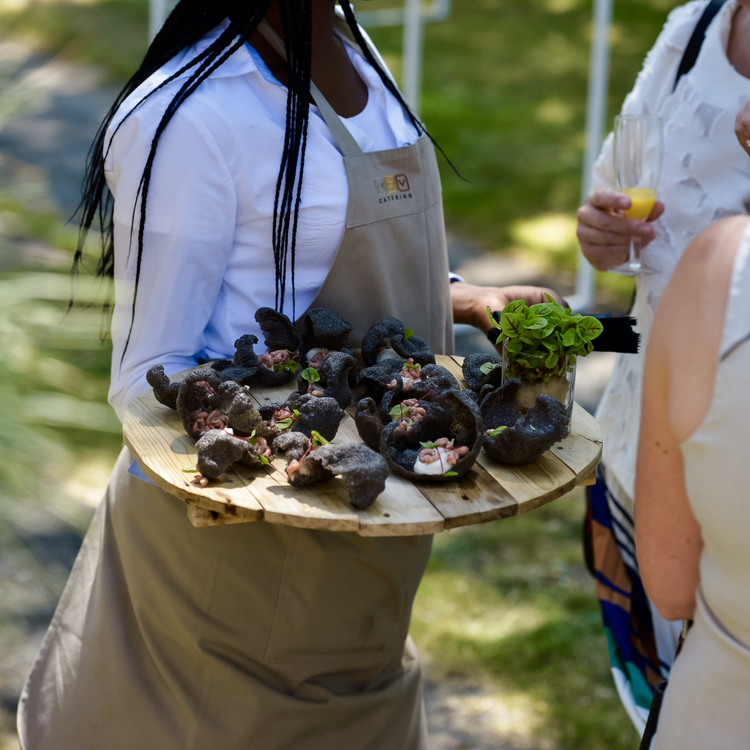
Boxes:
[376,348,400,363]
[413,447,452,476]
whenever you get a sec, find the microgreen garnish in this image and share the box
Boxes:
[487,293,603,383]
[403,361,421,372]
[389,403,409,422]
[487,425,508,437]
[247,429,257,446]
[274,360,299,374]
[301,367,320,384]
[311,431,329,447]
[182,464,198,473]
[529,425,537,431]
[275,418,293,430]
[404,328,415,339]
[444,471,458,477]
[419,441,437,450]
[257,455,270,465]
[479,362,500,375]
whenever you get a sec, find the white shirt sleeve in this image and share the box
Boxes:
[106,104,237,420]
[591,0,705,192]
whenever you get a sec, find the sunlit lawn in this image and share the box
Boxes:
[0,0,677,746]
[413,492,639,749]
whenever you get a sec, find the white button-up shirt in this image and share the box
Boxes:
[105,19,419,419]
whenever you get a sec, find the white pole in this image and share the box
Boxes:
[568,0,613,312]
[402,0,424,115]
[149,0,167,42]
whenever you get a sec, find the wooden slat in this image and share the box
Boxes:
[123,390,263,520]
[187,504,247,527]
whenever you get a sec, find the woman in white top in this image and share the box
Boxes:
[637,215,750,749]
[17,1,557,748]
[575,0,750,731]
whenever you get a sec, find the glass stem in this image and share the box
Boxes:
[629,235,642,271]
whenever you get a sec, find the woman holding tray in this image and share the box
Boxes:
[17,2,557,748]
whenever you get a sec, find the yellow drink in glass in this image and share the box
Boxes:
[622,187,656,220]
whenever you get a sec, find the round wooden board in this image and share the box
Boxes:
[123,356,602,536]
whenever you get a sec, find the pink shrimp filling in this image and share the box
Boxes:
[393,398,427,431]
[417,438,470,467]
[259,349,291,371]
[388,358,422,392]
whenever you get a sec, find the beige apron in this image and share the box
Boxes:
[262,18,454,353]
[18,19,454,750]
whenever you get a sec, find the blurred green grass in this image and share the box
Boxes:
[0,0,676,747]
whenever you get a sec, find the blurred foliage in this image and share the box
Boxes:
[413,491,639,749]
[0,0,148,82]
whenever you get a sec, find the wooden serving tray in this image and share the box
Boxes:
[123,356,602,536]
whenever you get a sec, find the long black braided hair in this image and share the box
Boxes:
[73,0,437,361]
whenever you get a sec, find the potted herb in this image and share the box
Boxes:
[487,295,603,427]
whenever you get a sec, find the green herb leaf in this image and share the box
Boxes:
[487,425,508,437]
[444,471,458,477]
[577,316,604,341]
[500,312,525,338]
[525,316,548,330]
[258,455,270,465]
[311,430,329,447]
[301,367,320,384]
[419,441,437,450]
[275,417,293,431]
[274,360,299,374]
[562,328,578,347]
[503,299,527,315]
[479,361,500,375]
[404,328,415,339]
[486,305,502,330]
[529,425,537,431]
[389,403,409,421]
[181,464,198,473]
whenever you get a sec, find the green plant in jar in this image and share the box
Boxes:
[486,294,603,416]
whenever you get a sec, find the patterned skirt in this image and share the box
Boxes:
[585,468,681,734]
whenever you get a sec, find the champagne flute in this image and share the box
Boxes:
[611,114,663,275]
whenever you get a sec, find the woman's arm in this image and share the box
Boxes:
[107,103,237,419]
[635,216,749,620]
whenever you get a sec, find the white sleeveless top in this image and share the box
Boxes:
[681,223,750,648]
[593,0,750,512]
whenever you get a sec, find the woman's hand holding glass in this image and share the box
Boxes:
[611,115,663,275]
[576,188,665,272]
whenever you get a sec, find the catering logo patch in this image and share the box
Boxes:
[374,173,413,203]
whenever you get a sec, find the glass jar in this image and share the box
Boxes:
[501,341,576,433]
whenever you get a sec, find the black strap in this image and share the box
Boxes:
[639,680,668,750]
[673,0,729,91]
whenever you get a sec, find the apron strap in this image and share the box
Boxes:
[257,19,363,158]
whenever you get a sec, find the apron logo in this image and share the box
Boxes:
[395,174,410,192]
[375,174,414,204]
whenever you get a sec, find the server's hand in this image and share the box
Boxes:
[451,282,564,334]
